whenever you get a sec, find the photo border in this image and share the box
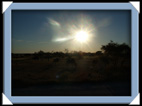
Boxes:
[3,2,139,104]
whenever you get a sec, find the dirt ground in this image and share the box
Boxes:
[12,55,131,96]
[12,82,131,96]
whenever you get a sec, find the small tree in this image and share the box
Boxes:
[95,51,103,55]
[38,50,44,54]
[101,40,131,57]
[36,50,45,58]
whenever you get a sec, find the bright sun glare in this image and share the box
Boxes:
[75,30,88,43]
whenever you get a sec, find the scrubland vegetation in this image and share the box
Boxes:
[12,41,131,96]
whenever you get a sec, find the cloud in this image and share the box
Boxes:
[53,36,74,42]
[40,18,60,32]
[48,18,60,27]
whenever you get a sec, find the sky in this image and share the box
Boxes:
[12,10,131,53]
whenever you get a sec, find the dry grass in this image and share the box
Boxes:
[12,55,131,88]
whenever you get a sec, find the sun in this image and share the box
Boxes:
[75,30,88,43]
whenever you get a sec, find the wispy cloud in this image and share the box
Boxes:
[40,18,60,32]
[48,18,60,27]
[53,36,74,42]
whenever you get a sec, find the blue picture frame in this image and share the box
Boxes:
[3,2,139,104]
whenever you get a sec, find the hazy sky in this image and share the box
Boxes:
[12,10,131,53]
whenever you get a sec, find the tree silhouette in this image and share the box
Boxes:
[118,43,131,57]
[95,51,103,55]
[101,40,131,57]
[37,50,44,54]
